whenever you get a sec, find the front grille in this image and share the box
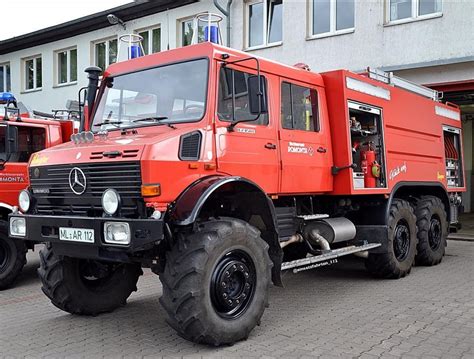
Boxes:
[30,161,143,217]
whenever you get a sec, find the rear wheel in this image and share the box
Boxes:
[160,217,272,346]
[415,196,448,266]
[365,199,417,279]
[0,224,27,290]
[38,243,142,315]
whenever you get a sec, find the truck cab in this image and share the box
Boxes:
[0,92,75,289]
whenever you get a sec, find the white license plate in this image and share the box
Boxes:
[59,227,95,243]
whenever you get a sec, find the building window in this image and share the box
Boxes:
[309,0,355,37]
[56,48,77,85]
[388,0,442,22]
[180,17,206,47]
[246,0,283,48]
[0,63,11,92]
[137,26,161,55]
[93,38,118,71]
[23,56,42,91]
[281,82,319,131]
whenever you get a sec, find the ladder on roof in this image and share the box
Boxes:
[367,67,442,102]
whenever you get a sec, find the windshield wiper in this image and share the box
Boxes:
[132,117,177,129]
[132,116,169,123]
[93,121,123,128]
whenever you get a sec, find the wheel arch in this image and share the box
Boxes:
[0,203,14,222]
[388,182,450,223]
[169,175,283,286]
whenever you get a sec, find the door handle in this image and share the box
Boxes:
[317,147,327,153]
[265,143,277,150]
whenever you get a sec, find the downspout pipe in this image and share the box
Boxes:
[213,0,233,47]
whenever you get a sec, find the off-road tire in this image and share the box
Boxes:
[38,243,142,315]
[415,196,448,266]
[365,199,417,279]
[0,223,27,290]
[160,217,272,346]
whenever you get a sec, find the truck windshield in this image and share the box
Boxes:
[92,59,208,131]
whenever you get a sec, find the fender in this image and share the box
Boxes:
[169,175,283,286]
[388,181,450,222]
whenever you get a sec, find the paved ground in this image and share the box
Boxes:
[0,240,473,359]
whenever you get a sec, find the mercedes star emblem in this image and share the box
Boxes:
[69,167,87,195]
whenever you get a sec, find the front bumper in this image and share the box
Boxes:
[8,213,164,259]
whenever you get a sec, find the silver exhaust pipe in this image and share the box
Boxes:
[280,233,303,249]
[309,230,331,251]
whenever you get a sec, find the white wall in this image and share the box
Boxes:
[231,0,473,78]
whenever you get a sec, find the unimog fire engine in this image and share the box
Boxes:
[0,93,75,289]
[9,42,464,345]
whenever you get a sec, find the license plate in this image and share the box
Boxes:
[59,227,95,243]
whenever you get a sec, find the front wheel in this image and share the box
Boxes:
[365,199,417,279]
[0,225,27,290]
[159,218,272,346]
[38,243,142,315]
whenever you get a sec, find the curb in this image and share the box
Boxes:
[448,234,474,242]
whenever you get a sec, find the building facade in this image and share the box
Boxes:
[0,0,473,209]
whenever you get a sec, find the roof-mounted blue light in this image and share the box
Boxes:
[0,92,16,104]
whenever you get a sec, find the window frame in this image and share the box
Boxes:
[280,81,320,132]
[92,37,118,70]
[307,0,355,40]
[54,47,78,87]
[0,63,11,92]
[22,55,42,93]
[135,25,161,55]
[385,0,443,26]
[217,65,269,126]
[244,0,283,51]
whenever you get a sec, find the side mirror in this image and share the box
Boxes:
[248,75,268,115]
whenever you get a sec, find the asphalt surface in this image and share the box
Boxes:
[0,240,473,358]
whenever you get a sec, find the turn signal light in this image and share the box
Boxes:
[141,184,161,197]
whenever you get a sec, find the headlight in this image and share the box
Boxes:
[101,189,121,215]
[10,217,26,237]
[104,222,130,245]
[18,190,31,213]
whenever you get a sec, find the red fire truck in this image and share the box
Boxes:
[0,93,75,289]
[9,43,464,345]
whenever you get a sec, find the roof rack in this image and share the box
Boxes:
[367,67,442,102]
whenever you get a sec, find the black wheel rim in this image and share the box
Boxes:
[211,250,256,319]
[78,259,120,289]
[428,215,442,251]
[393,219,411,262]
[0,241,10,274]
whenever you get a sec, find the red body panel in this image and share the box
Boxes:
[322,70,465,195]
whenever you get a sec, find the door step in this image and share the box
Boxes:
[281,242,381,273]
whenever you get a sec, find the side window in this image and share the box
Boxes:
[11,127,46,163]
[280,82,319,132]
[217,67,268,126]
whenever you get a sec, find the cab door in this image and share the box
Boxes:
[214,65,279,194]
[278,80,331,194]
